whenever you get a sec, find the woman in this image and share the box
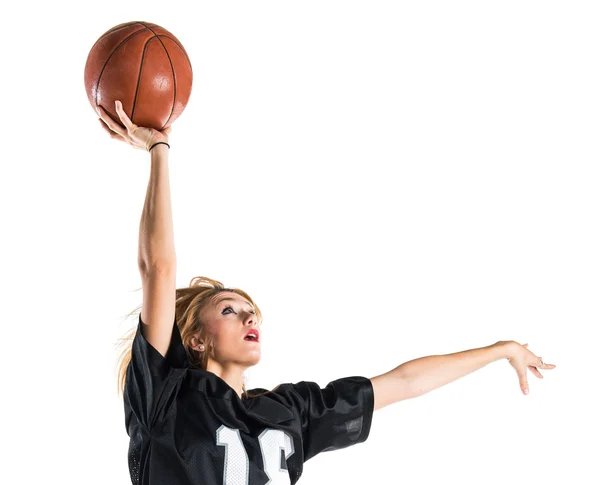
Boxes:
[99,100,555,485]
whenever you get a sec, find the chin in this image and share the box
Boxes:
[247,356,261,366]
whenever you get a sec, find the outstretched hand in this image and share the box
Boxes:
[504,341,556,395]
[98,100,171,151]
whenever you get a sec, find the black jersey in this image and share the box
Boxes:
[124,315,374,485]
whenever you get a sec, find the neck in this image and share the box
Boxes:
[206,361,245,399]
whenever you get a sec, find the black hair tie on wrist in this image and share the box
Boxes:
[149,141,170,151]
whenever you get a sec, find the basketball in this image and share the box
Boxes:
[84,21,193,131]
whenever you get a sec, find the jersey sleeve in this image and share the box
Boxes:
[290,376,374,462]
[124,314,189,430]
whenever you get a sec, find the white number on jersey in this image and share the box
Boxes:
[217,425,295,484]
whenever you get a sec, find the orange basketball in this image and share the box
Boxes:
[84,21,193,131]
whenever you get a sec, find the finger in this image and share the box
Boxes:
[98,105,128,138]
[533,355,557,369]
[528,366,544,379]
[163,126,172,135]
[114,100,136,132]
[98,118,125,140]
[516,368,529,395]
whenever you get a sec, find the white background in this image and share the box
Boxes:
[1,1,597,484]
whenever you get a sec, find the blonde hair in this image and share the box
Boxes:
[115,276,279,400]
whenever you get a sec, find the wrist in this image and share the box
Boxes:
[493,340,517,360]
[148,142,170,154]
[150,144,169,161]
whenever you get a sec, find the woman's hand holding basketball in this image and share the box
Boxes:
[98,100,171,151]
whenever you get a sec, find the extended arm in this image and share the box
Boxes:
[369,340,555,411]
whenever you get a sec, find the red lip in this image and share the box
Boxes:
[244,329,260,342]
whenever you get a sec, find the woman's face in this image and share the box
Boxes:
[196,292,262,368]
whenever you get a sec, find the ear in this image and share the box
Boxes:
[190,334,204,350]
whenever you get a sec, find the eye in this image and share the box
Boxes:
[222,305,256,315]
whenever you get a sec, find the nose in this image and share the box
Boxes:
[244,311,256,325]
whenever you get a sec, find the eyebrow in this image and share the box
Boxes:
[215,297,253,309]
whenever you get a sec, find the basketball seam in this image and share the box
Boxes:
[156,34,193,68]
[138,23,177,131]
[137,22,192,66]
[94,25,151,110]
[153,35,179,131]
[130,36,153,124]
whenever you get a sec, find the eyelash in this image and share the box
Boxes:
[222,305,256,315]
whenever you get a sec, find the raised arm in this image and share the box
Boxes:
[99,101,176,358]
